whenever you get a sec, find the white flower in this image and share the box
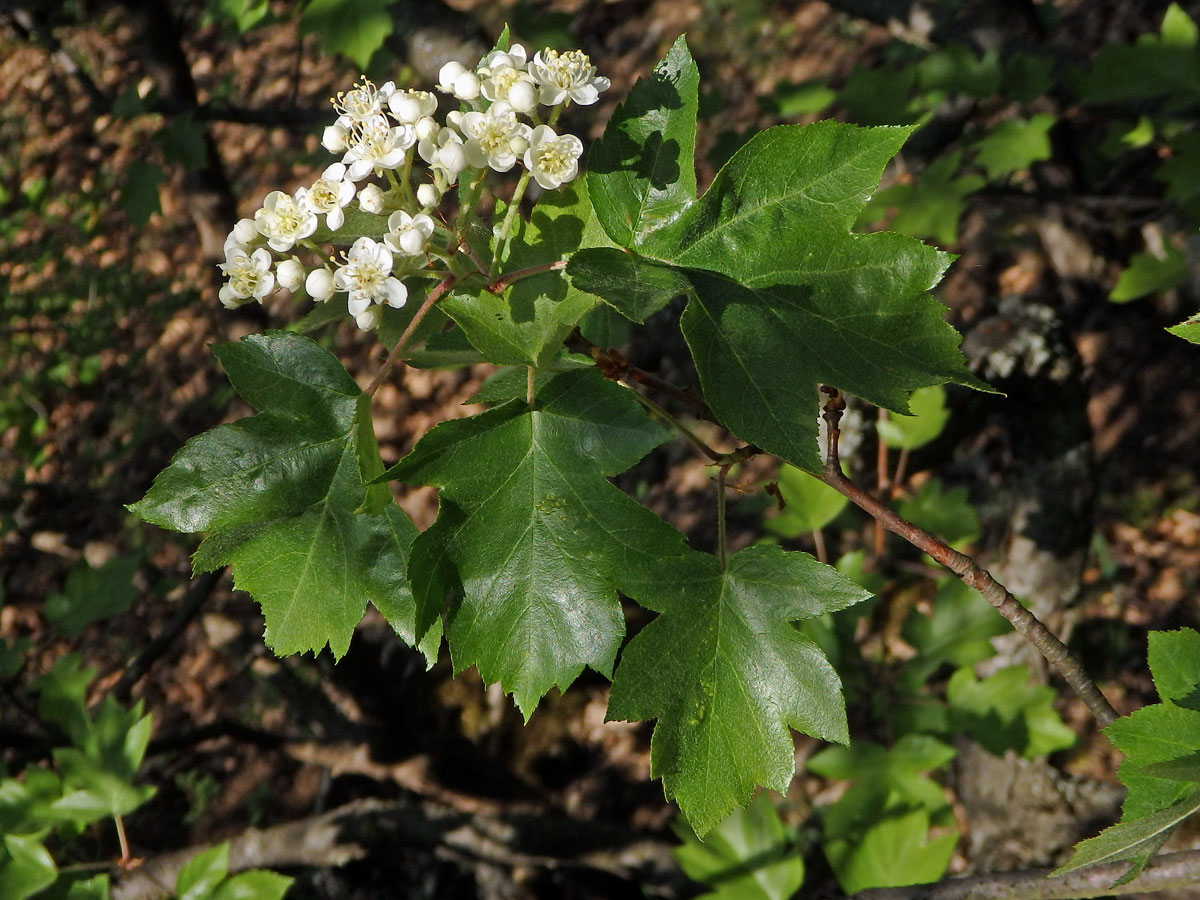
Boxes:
[342,119,415,181]
[418,127,469,180]
[479,45,528,74]
[358,184,386,214]
[459,102,532,173]
[306,267,334,301]
[301,162,356,231]
[437,61,481,101]
[218,247,274,307]
[322,124,348,154]
[388,89,438,124]
[333,237,407,315]
[529,49,610,106]
[417,183,440,209]
[331,77,395,124]
[385,210,435,257]
[254,189,318,252]
[479,46,537,112]
[523,125,584,189]
[277,256,306,292]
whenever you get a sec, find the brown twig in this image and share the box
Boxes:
[108,569,223,705]
[819,387,1118,728]
[486,259,567,294]
[586,343,714,421]
[853,850,1200,900]
[365,276,456,397]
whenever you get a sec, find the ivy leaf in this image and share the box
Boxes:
[608,544,870,834]
[380,369,685,718]
[442,180,599,366]
[673,793,804,900]
[129,333,426,661]
[972,114,1055,180]
[0,834,57,900]
[587,35,699,249]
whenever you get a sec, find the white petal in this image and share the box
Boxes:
[326,207,345,231]
[348,293,372,316]
[379,278,408,308]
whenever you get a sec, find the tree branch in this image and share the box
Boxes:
[818,388,1117,728]
[854,850,1200,900]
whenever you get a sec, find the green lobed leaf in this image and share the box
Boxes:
[972,114,1055,180]
[825,806,957,893]
[811,736,958,893]
[608,544,871,834]
[1168,317,1200,344]
[875,385,949,450]
[946,665,1076,758]
[381,369,683,718]
[895,478,980,548]
[1110,245,1189,303]
[1148,628,1200,704]
[679,261,982,472]
[120,161,164,228]
[44,553,140,637]
[764,464,848,537]
[603,120,988,471]
[0,834,57,900]
[130,333,425,661]
[177,843,229,900]
[673,793,804,900]
[1053,788,1200,883]
[587,35,699,249]
[211,869,294,900]
[298,0,392,70]
[566,248,690,323]
[442,180,599,366]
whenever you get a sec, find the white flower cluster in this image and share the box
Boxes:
[218,39,609,331]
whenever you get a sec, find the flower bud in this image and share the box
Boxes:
[507,80,537,113]
[219,283,247,309]
[322,124,348,153]
[306,267,334,301]
[437,61,467,92]
[435,142,468,178]
[358,183,386,214]
[232,217,257,245]
[414,115,439,142]
[277,257,306,292]
[355,306,382,331]
[417,183,439,209]
[452,71,481,101]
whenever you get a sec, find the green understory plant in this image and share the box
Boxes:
[127,26,1200,897]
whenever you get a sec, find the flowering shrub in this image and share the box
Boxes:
[133,31,1198,890]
